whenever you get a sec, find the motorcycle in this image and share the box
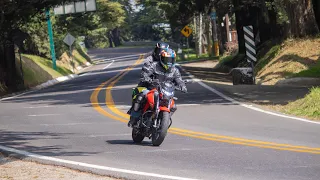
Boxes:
[131,79,191,146]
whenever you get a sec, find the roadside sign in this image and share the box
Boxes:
[181,25,192,38]
[63,33,76,46]
[210,12,217,20]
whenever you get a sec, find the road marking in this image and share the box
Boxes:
[91,54,141,61]
[79,72,91,77]
[23,106,52,109]
[90,55,144,124]
[169,128,320,152]
[103,60,114,70]
[180,69,320,125]
[169,130,320,154]
[90,56,320,155]
[39,122,118,126]
[28,114,60,117]
[0,145,199,180]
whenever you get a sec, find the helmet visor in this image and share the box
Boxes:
[162,57,175,70]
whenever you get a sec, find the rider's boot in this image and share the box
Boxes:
[128,112,140,127]
[128,95,144,127]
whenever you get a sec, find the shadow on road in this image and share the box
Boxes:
[0,129,99,165]
[181,64,312,107]
[106,140,152,146]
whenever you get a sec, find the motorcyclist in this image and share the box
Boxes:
[144,42,170,66]
[126,42,169,122]
[127,48,187,127]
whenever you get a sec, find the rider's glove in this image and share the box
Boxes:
[181,86,187,93]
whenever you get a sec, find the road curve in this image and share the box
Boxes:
[0,47,320,180]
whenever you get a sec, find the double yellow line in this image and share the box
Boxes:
[90,55,320,155]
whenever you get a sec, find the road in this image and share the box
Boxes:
[1,47,320,180]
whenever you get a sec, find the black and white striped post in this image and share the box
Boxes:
[243,25,256,84]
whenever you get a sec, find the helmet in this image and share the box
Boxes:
[153,42,170,61]
[160,48,176,71]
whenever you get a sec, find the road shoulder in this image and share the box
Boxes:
[181,60,319,121]
[0,153,118,180]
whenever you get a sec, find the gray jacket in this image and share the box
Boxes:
[138,61,186,90]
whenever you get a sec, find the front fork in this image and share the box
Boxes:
[153,91,160,128]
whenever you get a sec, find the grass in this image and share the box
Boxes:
[175,48,215,62]
[176,53,211,62]
[22,55,72,78]
[256,37,320,85]
[255,44,281,73]
[284,87,320,120]
[73,50,88,65]
[293,60,320,78]
[22,61,49,87]
[219,54,237,65]
[0,82,7,96]
[76,46,91,63]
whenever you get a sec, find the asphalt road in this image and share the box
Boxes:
[1,47,320,180]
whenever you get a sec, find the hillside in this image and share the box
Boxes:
[0,48,91,97]
[256,38,320,85]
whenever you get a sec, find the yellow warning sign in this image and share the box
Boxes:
[181,25,192,38]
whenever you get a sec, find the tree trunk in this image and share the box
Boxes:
[107,31,114,48]
[286,0,319,37]
[234,6,246,54]
[313,0,320,30]
[198,13,202,56]
[4,37,17,90]
[112,28,121,47]
[205,15,212,56]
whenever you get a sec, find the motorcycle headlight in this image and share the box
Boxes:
[162,89,173,97]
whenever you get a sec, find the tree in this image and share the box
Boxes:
[0,0,76,89]
[313,0,320,29]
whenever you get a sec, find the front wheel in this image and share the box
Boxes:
[132,128,144,143]
[152,112,170,146]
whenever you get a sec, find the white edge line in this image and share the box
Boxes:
[103,60,115,70]
[179,66,320,125]
[92,54,141,61]
[0,145,199,180]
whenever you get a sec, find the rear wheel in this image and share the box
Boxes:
[152,112,170,146]
[132,128,144,143]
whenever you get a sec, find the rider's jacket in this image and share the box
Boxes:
[138,61,186,90]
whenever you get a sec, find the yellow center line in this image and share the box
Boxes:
[90,55,144,123]
[90,55,320,155]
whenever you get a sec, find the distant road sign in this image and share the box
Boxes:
[63,33,76,46]
[210,12,217,20]
[181,25,192,38]
[54,0,97,15]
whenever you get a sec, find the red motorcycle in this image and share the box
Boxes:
[131,79,190,146]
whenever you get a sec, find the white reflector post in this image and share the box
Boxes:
[64,3,75,14]
[86,0,97,11]
[54,6,64,15]
[75,1,86,13]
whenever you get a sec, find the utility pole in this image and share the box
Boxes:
[46,9,57,70]
[226,14,231,42]
[210,9,219,57]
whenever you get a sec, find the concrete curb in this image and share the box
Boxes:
[176,58,213,65]
[33,74,79,90]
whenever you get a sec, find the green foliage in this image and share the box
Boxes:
[255,44,281,73]
[293,60,320,78]
[23,54,71,78]
[284,87,320,120]
[76,44,91,63]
